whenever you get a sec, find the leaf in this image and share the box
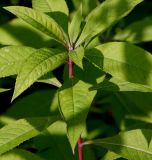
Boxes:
[85,42,152,87]
[0,117,58,155]
[0,46,36,78]
[102,151,121,160]
[76,0,143,47]
[3,90,58,120]
[0,149,44,160]
[12,48,68,101]
[0,18,57,48]
[32,0,69,16]
[4,6,66,44]
[34,121,76,160]
[58,77,96,152]
[69,46,84,69]
[0,88,10,93]
[38,72,62,87]
[89,129,152,160]
[91,77,152,92]
[82,0,97,16]
[69,5,82,44]
[114,16,152,43]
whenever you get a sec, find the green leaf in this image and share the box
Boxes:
[0,88,10,93]
[3,90,58,120]
[38,72,62,87]
[82,0,97,16]
[0,149,44,160]
[0,18,57,48]
[32,0,69,16]
[76,0,143,46]
[114,16,152,43]
[69,5,82,44]
[69,46,84,69]
[0,46,36,78]
[85,42,152,87]
[4,6,66,44]
[91,77,152,92]
[0,117,58,155]
[102,151,121,160]
[58,77,96,152]
[34,121,76,160]
[12,48,67,101]
[89,129,152,160]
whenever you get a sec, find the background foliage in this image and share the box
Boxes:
[0,0,152,160]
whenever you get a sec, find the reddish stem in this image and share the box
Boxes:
[78,137,83,160]
[68,46,83,160]
[68,58,73,79]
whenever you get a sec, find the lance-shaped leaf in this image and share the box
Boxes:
[58,77,96,151]
[76,0,143,46]
[0,149,44,160]
[102,151,121,160]
[38,72,62,88]
[69,5,82,44]
[85,42,152,87]
[0,18,55,48]
[114,16,152,43]
[0,46,36,78]
[0,117,58,155]
[87,129,152,160]
[4,6,66,44]
[69,46,84,69]
[91,77,152,92]
[12,48,68,101]
[32,0,69,16]
[0,88,10,93]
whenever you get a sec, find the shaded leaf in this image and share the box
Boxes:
[0,117,58,155]
[114,16,152,43]
[76,0,143,46]
[12,48,67,101]
[4,6,66,44]
[0,46,36,78]
[89,129,152,160]
[58,77,96,151]
[91,77,152,92]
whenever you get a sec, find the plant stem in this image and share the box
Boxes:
[78,137,83,160]
[68,58,73,79]
[68,45,83,160]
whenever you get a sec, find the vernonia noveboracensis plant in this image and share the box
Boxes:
[0,0,152,159]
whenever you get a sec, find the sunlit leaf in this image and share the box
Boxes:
[0,117,58,155]
[58,77,96,151]
[88,129,152,160]
[4,6,66,44]
[12,48,68,101]
[76,0,143,46]
[0,46,36,78]
[69,5,82,44]
[69,46,84,69]
[86,42,152,87]
[0,149,44,160]
[32,0,69,16]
